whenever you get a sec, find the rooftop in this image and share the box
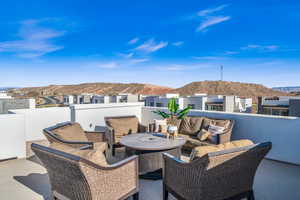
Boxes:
[1,103,300,199]
[1,155,300,200]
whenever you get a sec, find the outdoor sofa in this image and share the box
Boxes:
[150,116,235,151]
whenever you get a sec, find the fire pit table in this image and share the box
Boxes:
[120,133,186,180]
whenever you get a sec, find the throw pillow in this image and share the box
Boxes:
[178,117,203,136]
[197,129,211,141]
[208,124,226,135]
[191,139,254,160]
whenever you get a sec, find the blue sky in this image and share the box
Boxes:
[0,0,300,88]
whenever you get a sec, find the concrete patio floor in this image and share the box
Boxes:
[0,157,300,200]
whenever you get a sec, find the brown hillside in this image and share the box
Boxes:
[16,83,173,96]
[174,81,289,102]
[14,81,290,104]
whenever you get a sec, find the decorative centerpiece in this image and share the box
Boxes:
[153,98,191,139]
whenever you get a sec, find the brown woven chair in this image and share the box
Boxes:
[43,122,106,149]
[31,143,139,200]
[162,142,272,200]
[105,116,148,156]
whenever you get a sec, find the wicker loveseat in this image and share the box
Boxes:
[105,116,148,156]
[43,121,106,149]
[32,143,139,200]
[163,140,272,200]
[151,116,234,151]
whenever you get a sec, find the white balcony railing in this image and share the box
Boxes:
[1,103,144,160]
[142,107,300,165]
[1,103,300,166]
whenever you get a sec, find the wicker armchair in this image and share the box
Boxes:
[163,142,272,200]
[105,116,148,156]
[43,122,106,149]
[31,143,139,200]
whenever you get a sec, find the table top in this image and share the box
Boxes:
[120,133,186,151]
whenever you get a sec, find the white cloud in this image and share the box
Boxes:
[185,4,232,32]
[97,62,119,69]
[172,41,184,47]
[197,16,231,32]
[197,5,228,17]
[224,51,239,55]
[193,56,227,60]
[128,58,149,64]
[165,65,185,71]
[117,52,134,58]
[155,62,215,72]
[0,19,65,58]
[128,37,139,45]
[241,44,279,51]
[134,39,168,53]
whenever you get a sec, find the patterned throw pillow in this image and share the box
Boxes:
[208,124,226,135]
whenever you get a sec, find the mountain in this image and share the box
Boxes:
[0,87,19,91]
[12,81,289,103]
[14,83,173,96]
[272,86,300,93]
[174,81,289,102]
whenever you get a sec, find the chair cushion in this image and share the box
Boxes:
[50,142,108,166]
[49,142,75,152]
[74,148,108,166]
[106,116,139,140]
[52,123,88,142]
[179,134,212,150]
[93,142,107,152]
[178,117,204,136]
[191,139,254,160]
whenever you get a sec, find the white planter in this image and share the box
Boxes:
[167,125,178,134]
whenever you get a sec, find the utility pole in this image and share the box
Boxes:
[220,65,223,81]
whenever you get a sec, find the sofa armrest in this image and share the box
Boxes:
[218,131,231,144]
[218,121,234,144]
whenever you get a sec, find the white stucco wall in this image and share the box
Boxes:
[0,114,26,159]
[11,107,71,141]
[141,107,300,165]
[0,103,144,159]
[71,103,144,131]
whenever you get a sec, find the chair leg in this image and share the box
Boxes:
[163,184,168,200]
[112,146,116,156]
[133,192,139,200]
[248,190,255,200]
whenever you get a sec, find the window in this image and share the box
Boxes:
[156,103,163,107]
[206,104,223,111]
[272,109,288,116]
[188,104,195,109]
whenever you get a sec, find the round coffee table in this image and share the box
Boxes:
[120,133,186,180]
